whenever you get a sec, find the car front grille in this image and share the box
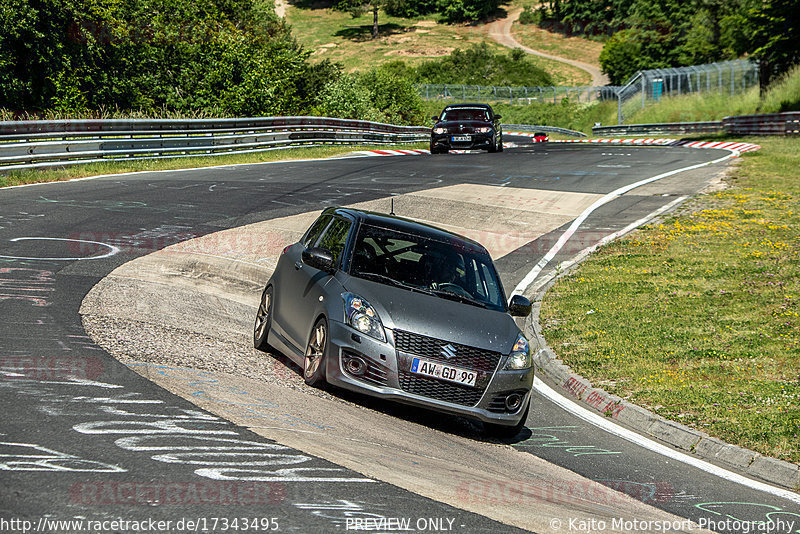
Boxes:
[398,372,484,407]
[393,330,502,373]
[393,330,505,406]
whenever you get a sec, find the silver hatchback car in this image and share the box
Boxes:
[254,207,535,437]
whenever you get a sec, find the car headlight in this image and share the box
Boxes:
[504,333,531,370]
[433,127,447,134]
[476,126,493,133]
[342,292,386,342]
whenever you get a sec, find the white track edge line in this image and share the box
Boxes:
[511,149,738,296]
[533,377,800,505]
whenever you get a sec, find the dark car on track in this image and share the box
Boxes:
[254,207,535,437]
[430,103,503,154]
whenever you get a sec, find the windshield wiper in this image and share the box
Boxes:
[355,272,437,296]
[429,288,490,309]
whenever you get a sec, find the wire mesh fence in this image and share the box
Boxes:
[614,59,759,124]
[416,59,760,125]
[415,84,616,105]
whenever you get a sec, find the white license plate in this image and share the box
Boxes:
[451,135,471,142]
[410,357,477,387]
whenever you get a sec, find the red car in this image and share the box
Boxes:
[531,132,549,143]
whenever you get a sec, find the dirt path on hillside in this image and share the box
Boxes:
[488,8,609,86]
[275,0,286,18]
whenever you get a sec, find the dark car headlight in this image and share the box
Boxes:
[432,127,447,134]
[342,292,386,342]
[504,333,532,370]
[476,126,493,133]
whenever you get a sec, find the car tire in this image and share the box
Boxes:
[484,400,529,439]
[488,139,497,153]
[498,136,504,152]
[303,317,329,387]
[253,286,274,351]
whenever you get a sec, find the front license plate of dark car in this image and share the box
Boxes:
[410,357,477,387]
[450,135,471,142]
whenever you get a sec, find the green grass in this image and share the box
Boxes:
[284,3,590,85]
[0,143,426,188]
[622,89,762,124]
[540,137,800,462]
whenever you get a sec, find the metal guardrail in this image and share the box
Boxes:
[723,112,800,136]
[503,124,587,137]
[592,112,800,137]
[592,121,723,136]
[0,117,431,172]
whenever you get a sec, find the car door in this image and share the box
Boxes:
[283,214,354,351]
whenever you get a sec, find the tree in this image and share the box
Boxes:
[333,0,384,39]
[599,30,642,84]
[749,0,800,89]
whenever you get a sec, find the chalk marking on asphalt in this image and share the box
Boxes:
[511,149,739,296]
[533,377,800,505]
[0,237,120,261]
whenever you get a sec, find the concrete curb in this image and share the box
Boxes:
[523,233,800,494]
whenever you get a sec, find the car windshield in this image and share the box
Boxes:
[349,223,507,312]
[441,108,490,122]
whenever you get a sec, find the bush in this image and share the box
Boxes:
[313,66,425,125]
[436,0,499,22]
[415,43,554,86]
[518,6,541,25]
[599,30,642,85]
[385,0,438,17]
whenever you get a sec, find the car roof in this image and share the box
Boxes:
[443,103,492,109]
[442,103,493,112]
[324,207,488,252]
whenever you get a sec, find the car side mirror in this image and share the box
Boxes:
[302,247,335,273]
[432,115,439,121]
[508,294,532,317]
[494,114,502,121]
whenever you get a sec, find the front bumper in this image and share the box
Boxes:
[324,320,533,426]
[431,132,495,151]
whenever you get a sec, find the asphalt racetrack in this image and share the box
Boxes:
[1,138,798,533]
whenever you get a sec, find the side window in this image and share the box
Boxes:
[479,263,503,307]
[302,214,332,248]
[317,217,352,266]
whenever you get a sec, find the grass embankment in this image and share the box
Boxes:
[540,138,800,463]
[0,143,426,188]
[510,15,604,69]
[285,3,591,85]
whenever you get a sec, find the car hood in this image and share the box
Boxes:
[435,120,494,129]
[339,274,519,354]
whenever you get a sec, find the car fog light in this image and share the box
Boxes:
[505,393,523,411]
[344,356,367,376]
